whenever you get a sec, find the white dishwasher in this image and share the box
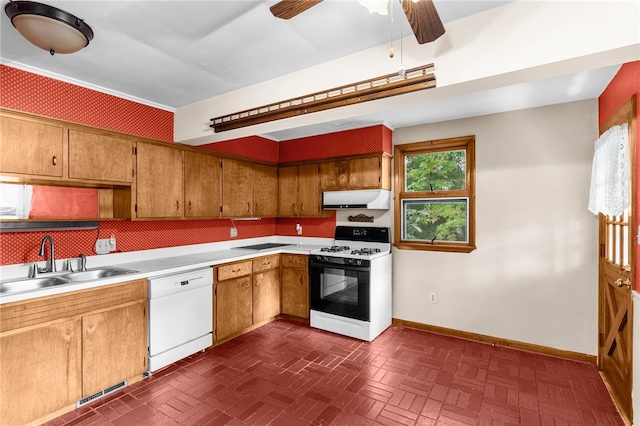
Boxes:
[148,268,213,372]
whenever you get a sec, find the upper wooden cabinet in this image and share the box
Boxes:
[184,150,221,218]
[320,154,391,191]
[222,158,254,218]
[136,142,184,218]
[253,163,278,217]
[0,113,64,178]
[278,163,321,217]
[68,129,133,184]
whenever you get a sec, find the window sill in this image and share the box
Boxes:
[393,241,476,253]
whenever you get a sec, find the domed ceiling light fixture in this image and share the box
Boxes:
[4,0,93,55]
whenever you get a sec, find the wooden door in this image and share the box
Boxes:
[253,269,281,323]
[320,160,349,190]
[222,158,254,217]
[0,114,64,177]
[82,302,147,397]
[0,319,81,425]
[215,276,253,340]
[253,163,278,217]
[68,129,133,183]
[184,151,221,217]
[297,163,320,217]
[136,142,184,218]
[281,267,309,318]
[278,165,298,216]
[598,96,636,423]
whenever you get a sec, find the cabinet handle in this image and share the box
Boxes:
[232,268,240,273]
[300,276,303,285]
[52,155,57,166]
[292,203,297,214]
[254,203,258,214]
[247,202,251,212]
[176,201,180,210]
[188,201,192,211]
[300,203,304,212]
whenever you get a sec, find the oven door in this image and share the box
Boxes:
[309,258,370,321]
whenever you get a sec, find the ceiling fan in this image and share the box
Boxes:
[269,0,445,44]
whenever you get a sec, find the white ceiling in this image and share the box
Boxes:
[0,0,629,143]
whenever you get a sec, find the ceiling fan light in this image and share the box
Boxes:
[359,0,388,16]
[5,1,93,55]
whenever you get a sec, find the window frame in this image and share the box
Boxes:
[394,135,476,253]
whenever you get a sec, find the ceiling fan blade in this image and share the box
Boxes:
[400,0,445,44]
[270,0,323,20]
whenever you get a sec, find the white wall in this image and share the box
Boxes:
[392,100,599,355]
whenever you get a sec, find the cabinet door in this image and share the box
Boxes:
[184,151,221,218]
[278,165,298,217]
[68,129,133,183]
[253,269,281,324]
[136,142,184,218]
[281,267,309,318]
[297,163,320,217]
[222,158,254,217]
[320,160,349,190]
[253,163,278,217]
[0,115,64,177]
[82,302,147,397]
[0,319,81,425]
[348,156,382,189]
[215,276,253,341]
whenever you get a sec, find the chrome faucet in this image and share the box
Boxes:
[38,235,56,273]
[78,254,87,272]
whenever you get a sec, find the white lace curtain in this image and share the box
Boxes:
[588,123,630,216]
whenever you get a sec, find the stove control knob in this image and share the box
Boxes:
[356,259,362,266]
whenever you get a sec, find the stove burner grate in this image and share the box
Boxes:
[320,246,350,253]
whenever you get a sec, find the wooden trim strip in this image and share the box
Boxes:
[392,318,597,364]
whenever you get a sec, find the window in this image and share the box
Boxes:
[394,135,476,252]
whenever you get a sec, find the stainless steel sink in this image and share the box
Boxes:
[63,267,135,283]
[0,267,137,295]
[0,276,70,294]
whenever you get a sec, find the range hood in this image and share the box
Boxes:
[322,189,390,210]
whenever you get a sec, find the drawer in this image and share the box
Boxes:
[281,254,308,269]
[217,261,252,281]
[252,254,279,273]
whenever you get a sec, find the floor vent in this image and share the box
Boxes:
[76,380,127,408]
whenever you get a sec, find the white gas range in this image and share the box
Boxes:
[309,226,392,341]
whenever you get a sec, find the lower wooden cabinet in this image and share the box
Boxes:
[215,275,253,341]
[253,268,280,324]
[0,319,82,426]
[281,254,309,319]
[0,279,147,425]
[82,302,147,397]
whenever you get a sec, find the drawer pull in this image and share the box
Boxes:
[232,268,240,273]
[52,155,57,166]
[176,200,180,210]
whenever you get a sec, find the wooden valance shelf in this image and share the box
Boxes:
[211,63,436,133]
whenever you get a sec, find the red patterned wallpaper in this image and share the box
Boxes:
[598,61,640,290]
[199,136,279,163]
[0,219,277,265]
[279,125,392,163]
[0,65,173,142]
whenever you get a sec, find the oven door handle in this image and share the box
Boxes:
[309,261,370,272]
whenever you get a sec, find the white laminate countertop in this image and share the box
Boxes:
[0,236,331,305]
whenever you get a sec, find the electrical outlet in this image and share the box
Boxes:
[95,238,114,255]
[296,224,302,235]
[429,292,437,303]
[230,227,238,238]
